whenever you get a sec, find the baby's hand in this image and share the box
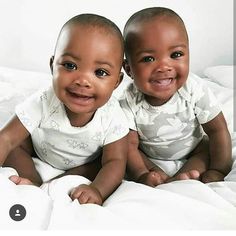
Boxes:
[201,169,225,183]
[70,184,103,205]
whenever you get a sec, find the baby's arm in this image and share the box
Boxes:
[126,130,150,181]
[70,135,128,205]
[202,112,232,182]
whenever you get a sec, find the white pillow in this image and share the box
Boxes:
[203,65,234,89]
[0,66,51,128]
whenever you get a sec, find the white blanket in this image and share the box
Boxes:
[0,66,235,230]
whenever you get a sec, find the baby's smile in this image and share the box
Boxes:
[150,78,172,85]
[66,89,94,105]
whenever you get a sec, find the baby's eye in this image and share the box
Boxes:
[171,51,183,59]
[63,62,77,70]
[95,69,109,77]
[141,56,155,63]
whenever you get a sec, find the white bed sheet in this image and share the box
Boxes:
[0,66,235,230]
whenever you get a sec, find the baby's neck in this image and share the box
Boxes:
[65,107,95,127]
[144,94,173,106]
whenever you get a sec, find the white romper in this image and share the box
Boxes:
[16,86,129,170]
[120,73,221,175]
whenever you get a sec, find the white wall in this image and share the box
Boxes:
[0,0,233,76]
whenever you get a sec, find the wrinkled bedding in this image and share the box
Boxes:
[0,66,235,230]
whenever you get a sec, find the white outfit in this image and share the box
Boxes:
[16,86,129,170]
[120,73,221,175]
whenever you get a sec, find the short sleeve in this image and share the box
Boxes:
[102,98,129,145]
[15,89,44,133]
[189,76,222,124]
[119,97,137,131]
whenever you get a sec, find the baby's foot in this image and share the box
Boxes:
[176,170,200,180]
[201,170,225,183]
[167,170,200,183]
[9,175,34,185]
[137,170,169,187]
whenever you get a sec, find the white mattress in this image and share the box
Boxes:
[0,66,235,230]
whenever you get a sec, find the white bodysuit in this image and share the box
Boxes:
[16,86,129,170]
[120,73,221,175]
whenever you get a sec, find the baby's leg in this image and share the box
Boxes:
[167,136,209,183]
[3,136,42,186]
[53,157,102,181]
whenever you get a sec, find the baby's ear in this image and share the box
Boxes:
[49,56,54,74]
[114,72,124,89]
[123,59,132,78]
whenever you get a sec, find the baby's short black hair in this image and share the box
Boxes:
[65,13,123,41]
[55,13,124,55]
[124,7,185,38]
[123,7,188,57]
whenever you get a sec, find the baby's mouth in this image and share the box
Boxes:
[66,89,94,104]
[70,92,92,99]
[150,78,173,86]
[67,88,92,97]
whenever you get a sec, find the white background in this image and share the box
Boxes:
[0,0,233,76]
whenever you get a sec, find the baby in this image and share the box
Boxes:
[120,7,232,187]
[0,13,129,205]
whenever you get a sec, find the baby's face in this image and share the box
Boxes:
[126,17,189,106]
[51,24,123,120]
